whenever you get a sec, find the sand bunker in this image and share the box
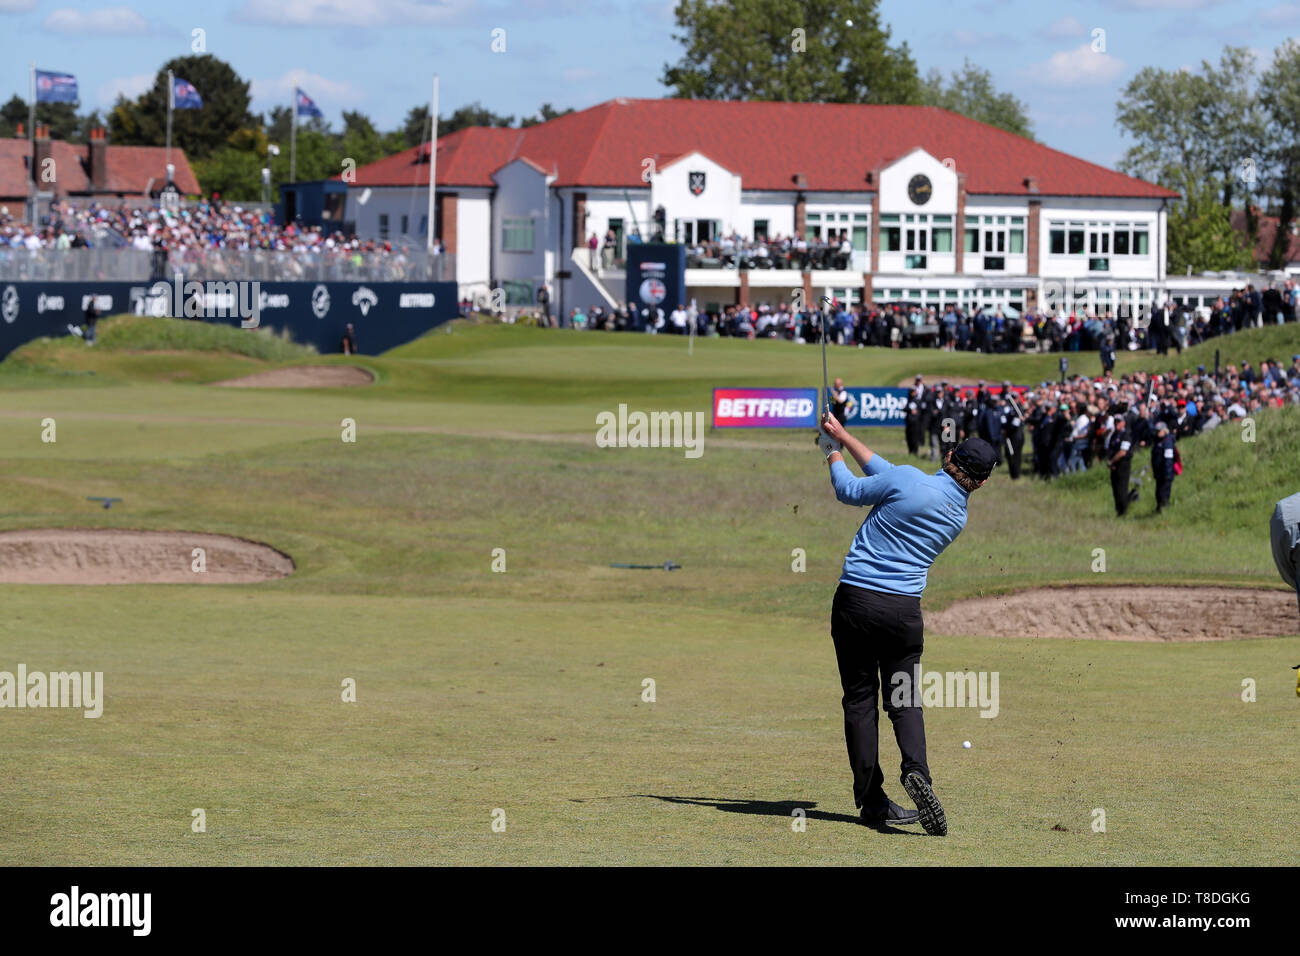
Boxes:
[0,529,294,585]
[927,586,1298,642]
[213,365,374,388]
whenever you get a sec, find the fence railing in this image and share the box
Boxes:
[0,246,455,283]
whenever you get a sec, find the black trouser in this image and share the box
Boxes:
[1004,431,1024,479]
[830,582,931,811]
[1155,473,1173,511]
[1110,457,1132,515]
[905,418,922,455]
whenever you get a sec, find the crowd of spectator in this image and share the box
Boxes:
[890,353,1300,513]
[585,227,857,272]
[0,200,446,281]
[534,288,1300,356]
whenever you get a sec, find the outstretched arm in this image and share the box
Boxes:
[821,415,888,473]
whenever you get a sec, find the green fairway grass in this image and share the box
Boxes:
[1,318,1296,865]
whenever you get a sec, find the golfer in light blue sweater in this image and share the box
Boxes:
[817,413,996,835]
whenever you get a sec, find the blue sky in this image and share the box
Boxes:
[1,0,1293,170]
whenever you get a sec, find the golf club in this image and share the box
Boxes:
[819,295,833,423]
[610,561,681,571]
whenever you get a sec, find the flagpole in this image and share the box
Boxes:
[290,87,297,184]
[426,74,438,252]
[27,63,35,224]
[165,69,173,176]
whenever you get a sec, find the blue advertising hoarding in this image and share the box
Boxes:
[0,280,458,359]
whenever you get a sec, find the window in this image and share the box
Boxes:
[502,280,532,305]
[881,215,901,252]
[807,209,865,243]
[418,215,428,238]
[754,219,769,239]
[852,217,869,251]
[401,215,409,235]
[378,213,389,239]
[884,213,948,265]
[1048,221,1152,257]
[965,215,1023,257]
[503,217,534,252]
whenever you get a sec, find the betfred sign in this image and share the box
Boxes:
[713,388,818,428]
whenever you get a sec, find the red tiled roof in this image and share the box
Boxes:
[91,144,201,195]
[0,139,29,199]
[347,98,1179,199]
[1231,208,1300,266]
[0,136,200,200]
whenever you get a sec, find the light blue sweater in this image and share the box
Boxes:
[830,453,970,597]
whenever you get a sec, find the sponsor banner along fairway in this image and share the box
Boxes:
[712,388,819,428]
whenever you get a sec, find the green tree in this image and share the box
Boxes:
[401,104,430,147]
[1166,176,1255,274]
[0,96,83,140]
[109,54,254,161]
[191,147,265,201]
[439,102,515,135]
[337,110,385,168]
[1258,39,1300,269]
[662,0,921,104]
[521,103,574,127]
[1115,47,1262,207]
[1201,47,1264,210]
[919,59,1032,138]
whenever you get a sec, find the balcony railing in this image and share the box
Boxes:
[0,246,455,283]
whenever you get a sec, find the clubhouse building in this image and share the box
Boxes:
[335,97,1246,318]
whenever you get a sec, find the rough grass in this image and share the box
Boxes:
[1,314,316,385]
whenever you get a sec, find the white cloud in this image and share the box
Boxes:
[234,0,475,27]
[1261,2,1300,23]
[251,70,363,111]
[1038,16,1086,39]
[1034,43,1127,87]
[562,67,598,83]
[97,73,155,105]
[0,0,37,12]
[43,5,150,34]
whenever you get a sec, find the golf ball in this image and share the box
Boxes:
[962,740,972,749]
[846,18,854,26]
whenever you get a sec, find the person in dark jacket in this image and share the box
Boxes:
[1106,415,1140,516]
[1151,421,1177,512]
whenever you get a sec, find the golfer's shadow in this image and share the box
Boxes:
[637,794,922,835]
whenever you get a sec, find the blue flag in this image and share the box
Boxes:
[295,88,323,119]
[172,77,202,110]
[35,70,78,104]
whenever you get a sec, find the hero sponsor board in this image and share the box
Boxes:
[712,388,818,428]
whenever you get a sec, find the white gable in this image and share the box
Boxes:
[878,148,958,216]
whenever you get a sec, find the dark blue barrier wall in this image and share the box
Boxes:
[0,280,458,359]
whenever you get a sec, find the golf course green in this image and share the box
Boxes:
[1,316,1295,865]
